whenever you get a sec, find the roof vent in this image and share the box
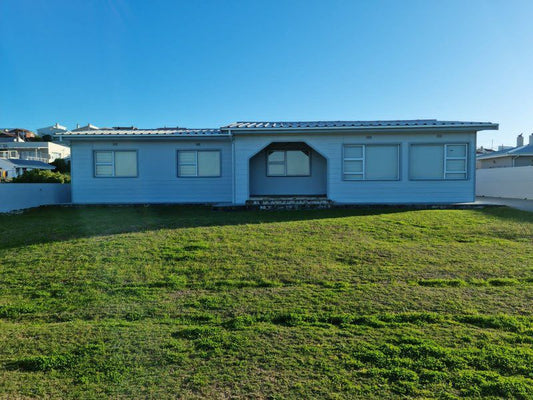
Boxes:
[517,134,524,147]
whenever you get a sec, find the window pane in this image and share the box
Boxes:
[179,151,196,164]
[267,163,285,176]
[445,173,466,180]
[344,160,363,173]
[179,164,196,176]
[446,145,466,158]
[198,151,220,176]
[95,164,113,176]
[114,151,137,177]
[446,159,466,172]
[344,146,363,159]
[267,151,284,162]
[95,151,113,163]
[409,145,444,179]
[344,173,363,180]
[286,150,310,175]
[366,145,399,180]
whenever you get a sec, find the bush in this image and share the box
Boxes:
[11,169,70,183]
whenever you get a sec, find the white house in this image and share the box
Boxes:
[0,142,70,164]
[477,134,533,169]
[0,158,55,179]
[59,119,498,206]
[36,123,68,141]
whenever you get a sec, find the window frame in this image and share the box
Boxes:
[266,149,311,177]
[408,143,469,181]
[177,149,222,178]
[342,144,400,181]
[444,144,468,180]
[93,150,138,178]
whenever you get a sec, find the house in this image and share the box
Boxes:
[72,124,99,132]
[0,159,55,179]
[1,128,36,141]
[59,119,498,205]
[0,141,70,163]
[477,134,533,169]
[36,123,68,141]
[0,131,25,143]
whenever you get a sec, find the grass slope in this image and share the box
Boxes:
[0,205,532,399]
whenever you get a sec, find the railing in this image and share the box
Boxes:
[19,155,50,163]
[0,152,50,163]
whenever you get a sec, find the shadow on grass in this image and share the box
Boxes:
[0,204,530,250]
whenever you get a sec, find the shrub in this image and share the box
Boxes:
[11,169,70,183]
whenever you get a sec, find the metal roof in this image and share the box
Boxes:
[59,119,498,139]
[222,120,498,130]
[2,159,55,169]
[477,144,533,160]
[61,128,226,137]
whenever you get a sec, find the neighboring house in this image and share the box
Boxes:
[476,146,495,156]
[0,131,25,143]
[59,119,498,205]
[72,123,99,132]
[2,128,36,141]
[477,134,533,169]
[0,159,55,179]
[36,123,68,141]
[0,142,70,163]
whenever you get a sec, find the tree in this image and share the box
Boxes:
[50,158,70,173]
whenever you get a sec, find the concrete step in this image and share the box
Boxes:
[245,196,333,210]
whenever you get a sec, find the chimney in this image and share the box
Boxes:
[77,123,80,128]
[530,133,533,146]
[517,134,524,147]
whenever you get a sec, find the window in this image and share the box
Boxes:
[409,144,467,180]
[343,144,399,180]
[178,150,221,177]
[94,150,137,177]
[267,150,310,176]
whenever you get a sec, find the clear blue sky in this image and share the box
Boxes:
[1,0,533,148]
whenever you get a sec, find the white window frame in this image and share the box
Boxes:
[444,144,468,180]
[343,145,365,180]
[343,144,400,181]
[408,143,468,181]
[266,150,311,177]
[177,150,221,177]
[94,150,138,178]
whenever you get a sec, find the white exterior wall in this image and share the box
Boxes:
[233,131,477,204]
[0,184,71,212]
[476,166,533,199]
[477,157,514,169]
[0,142,70,162]
[71,139,232,204]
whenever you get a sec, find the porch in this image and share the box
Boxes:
[248,142,328,197]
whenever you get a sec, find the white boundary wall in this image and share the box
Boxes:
[476,166,533,199]
[0,184,71,212]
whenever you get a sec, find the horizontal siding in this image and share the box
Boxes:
[234,131,477,204]
[71,140,232,204]
[71,131,478,205]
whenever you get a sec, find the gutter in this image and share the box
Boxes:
[56,134,232,141]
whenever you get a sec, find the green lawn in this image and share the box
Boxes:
[1,205,533,399]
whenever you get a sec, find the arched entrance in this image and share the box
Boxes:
[248,142,327,197]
